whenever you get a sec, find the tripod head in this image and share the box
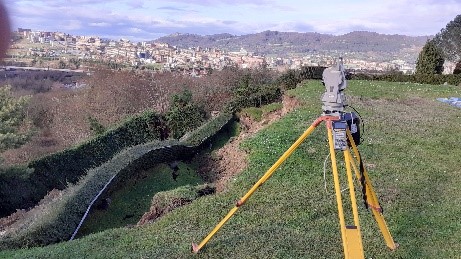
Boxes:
[321,57,347,116]
[320,58,361,149]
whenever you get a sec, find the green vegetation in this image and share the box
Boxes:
[0,110,165,217]
[166,89,207,139]
[240,102,283,122]
[433,14,461,63]
[228,77,282,113]
[240,107,263,121]
[416,40,444,75]
[0,112,233,249]
[77,162,204,236]
[3,80,461,258]
[87,115,106,136]
[0,85,32,152]
[350,71,461,86]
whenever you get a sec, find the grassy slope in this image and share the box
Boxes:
[3,80,461,258]
[77,163,204,237]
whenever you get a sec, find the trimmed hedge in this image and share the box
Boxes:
[227,84,282,113]
[0,140,185,249]
[350,72,461,85]
[180,112,233,147]
[0,113,233,249]
[0,167,38,217]
[0,110,165,217]
[278,66,326,90]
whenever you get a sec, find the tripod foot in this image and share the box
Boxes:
[192,243,200,253]
[389,242,399,251]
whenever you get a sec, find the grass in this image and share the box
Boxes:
[2,80,461,258]
[76,162,204,237]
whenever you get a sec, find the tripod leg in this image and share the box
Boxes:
[192,117,324,253]
[346,130,398,250]
[344,149,361,229]
[327,123,364,259]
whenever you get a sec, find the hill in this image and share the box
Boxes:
[2,80,461,258]
[155,31,430,62]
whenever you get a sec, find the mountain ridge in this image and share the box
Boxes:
[155,30,430,62]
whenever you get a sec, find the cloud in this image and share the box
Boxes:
[164,0,274,6]
[126,0,146,9]
[128,27,143,33]
[358,0,461,35]
[62,20,83,31]
[6,0,461,42]
[89,22,111,27]
[157,6,191,12]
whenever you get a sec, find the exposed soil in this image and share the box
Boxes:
[137,197,192,226]
[137,95,301,225]
[198,95,301,193]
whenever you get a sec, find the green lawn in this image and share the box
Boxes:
[2,80,461,258]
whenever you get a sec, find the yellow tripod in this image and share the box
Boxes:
[192,115,398,258]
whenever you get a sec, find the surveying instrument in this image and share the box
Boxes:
[192,58,398,258]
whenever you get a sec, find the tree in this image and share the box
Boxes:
[415,40,444,75]
[165,89,206,139]
[433,15,461,62]
[0,86,32,152]
[453,61,461,75]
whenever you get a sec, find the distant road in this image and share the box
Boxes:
[0,66,85,73]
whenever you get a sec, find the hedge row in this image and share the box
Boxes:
[278,66,326,90]
[350,72,461,85]
[180,112,233,147]
[0,110,165,217]
[0,113,233,249]
[1,65,287,217]
[227,84,282,113]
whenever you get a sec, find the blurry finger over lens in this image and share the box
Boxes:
[0,1,11,59]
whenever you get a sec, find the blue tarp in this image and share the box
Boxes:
[437,97,461,108]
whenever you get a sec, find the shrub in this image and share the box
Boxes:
[350,72,461,86]
[0,112,233,248]
[0,110,165,217]
[166,90,207,139]
[180,112,233,147]
[227,83,282,113]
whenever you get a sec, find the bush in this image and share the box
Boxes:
[166,90,207,139]
[227,83,282,113]
[0,110,165,217]
[350,72,461,86]
[0,166,37,217]
[277,66,326,91]
[0,140,186,249]
[180,112,233,147]
[0,112,233,249]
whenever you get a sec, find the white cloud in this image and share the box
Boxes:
[62,20,83,31]
[6,0,461,41]
[89,22,111,27]
[128,27,143,33]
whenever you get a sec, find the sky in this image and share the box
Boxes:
[5,0,461,42]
